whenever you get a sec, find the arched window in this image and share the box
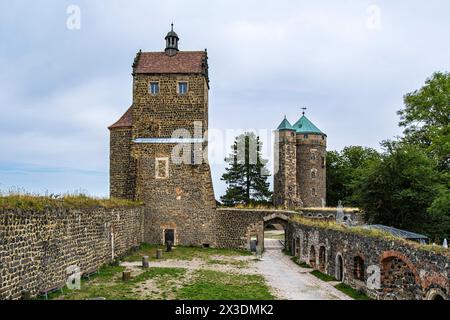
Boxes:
[311,169,317,179]
[311,188,316,197]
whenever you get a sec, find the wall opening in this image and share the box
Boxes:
[263,216,288,251]
[309,246,316,268]
[319,246,326,272]
[353,256,365,281]
[336,254,344,281]
[164,229,175,245]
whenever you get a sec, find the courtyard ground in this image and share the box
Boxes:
[46,242,352,300]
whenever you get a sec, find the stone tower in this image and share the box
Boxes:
[274,112,327,208]
[109,25,216,247]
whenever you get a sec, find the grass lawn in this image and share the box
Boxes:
[334,283,372,300]
[178,270,274,300]
[310,270,336,282]
[42,245,271,300]
[123,244,251,263]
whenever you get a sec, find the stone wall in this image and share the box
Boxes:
[273,130,299,208]
[287,220,450,300]
[110,128,136,200]
[0,206,144,300]
[296,134,327,208]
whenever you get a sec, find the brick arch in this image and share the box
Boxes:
[422,275,449,294]
[379,250,421,285]
[352,252,365,282]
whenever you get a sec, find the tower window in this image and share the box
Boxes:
[149,82,159,95]
[311,188,317,197]
[310,150,317,160]
[311,169,317,179]
[178,81,188,95]
[155,157,169,179]
[321,156,326,168]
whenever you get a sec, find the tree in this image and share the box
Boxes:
[398,71,450,168]
[326,146,380,206]
[352,141,443,238]
[220,132,272,206]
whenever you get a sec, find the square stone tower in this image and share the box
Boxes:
[109,25,216,246]
[273,112,327,208]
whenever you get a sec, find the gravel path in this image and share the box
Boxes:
[256,239,352,300]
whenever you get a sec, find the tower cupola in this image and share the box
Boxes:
[165,23,179,56]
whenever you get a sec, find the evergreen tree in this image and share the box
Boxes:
[220,132,272,206]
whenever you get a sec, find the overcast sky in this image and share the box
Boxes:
[0,0,449,198]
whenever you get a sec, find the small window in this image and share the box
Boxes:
[321,156,326,168]
[310,151,317,160]
[149,82,159,95]
[311,188,317,197]
[155,157,169,179]
[311,169,317,179]
[178,82,188,95]
[304,134,309,139]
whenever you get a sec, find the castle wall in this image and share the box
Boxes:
[0,206,144,300]
[110,128,135,200]
[287,220,449,300]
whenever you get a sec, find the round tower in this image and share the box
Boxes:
[292,112,327,208]
[273,117,300,208]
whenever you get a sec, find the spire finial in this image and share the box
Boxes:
[301,107,307,116]
[171,22,174,31]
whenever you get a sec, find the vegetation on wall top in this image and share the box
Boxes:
[291,215,450,256]
[0,191,143,212]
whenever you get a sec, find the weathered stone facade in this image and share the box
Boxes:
[0,206,144,300]
[109,28,216,247]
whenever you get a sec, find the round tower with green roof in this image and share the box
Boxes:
[274,112,327,208]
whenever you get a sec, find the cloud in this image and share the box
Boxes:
[0,0,449,197]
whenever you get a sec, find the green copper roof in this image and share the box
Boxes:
[277,117,295,131]
[293,115,325,135]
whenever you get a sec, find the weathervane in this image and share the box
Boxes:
[301,107,307,116]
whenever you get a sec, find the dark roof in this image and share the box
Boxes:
[135,51,206,74]
[108,106,133,130]
[364,225,428,240]
[165,31,179,39]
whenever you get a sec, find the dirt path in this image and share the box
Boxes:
[256,239,352,300]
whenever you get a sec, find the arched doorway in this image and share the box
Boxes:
[319,246,326,272]
[425,287,447,300]
[309,246,317,268]
[263,214,289,252]
[335,254,344,281]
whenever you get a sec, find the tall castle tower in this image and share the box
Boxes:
[274,112,327,208]
[109,25,216,246]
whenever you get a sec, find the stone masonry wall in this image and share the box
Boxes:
[296,134,327,207]
[0,206,144,300]
[287,221,450,300]
[110,128,136,200]
[273,131,298,208]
